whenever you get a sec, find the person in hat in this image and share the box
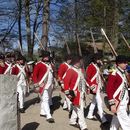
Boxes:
[106,55,130,130]
[63,55,88,130]
[11,53,28,113]
[86,53,108,125]
[57,54,73,111]
[33,50,55,123]
[0,53,6,74]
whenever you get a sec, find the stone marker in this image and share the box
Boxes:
[0,75,20,130]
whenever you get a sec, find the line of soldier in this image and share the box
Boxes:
[57,53,130,130]
[0,50,130,130]
[0,51,31,113]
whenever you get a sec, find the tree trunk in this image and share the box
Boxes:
[75,0,79,55]
[32,0,42,50]
[18,0,23,50]
[106,0,119,49]
[41,0,50,50]
[25,0,33,59]
[111,1,119,49]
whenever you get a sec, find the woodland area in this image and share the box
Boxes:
[0,0,130,61]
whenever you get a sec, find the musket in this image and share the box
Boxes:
[17,40,24,56]
[34,32,45,50]
[75,33,87,107]
[120,33,130,50]
[64,41,71,55]
[101,28,118,57]
[90,28,98,53]
[76,33,86,72]
[89,29,107,91]
[76,33,82,57]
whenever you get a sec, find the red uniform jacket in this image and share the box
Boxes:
[58,62,70,81]
[0,62,7,74]
[11,64,20,75]
[86,63,100,93]
[33,61,51,94]
[4,62,14,74]
[11,64,29,76]
[33,61,48,84]
[106,67,129,109]
[63,66,82,106]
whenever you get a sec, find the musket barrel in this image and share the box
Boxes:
[101,28,118,57]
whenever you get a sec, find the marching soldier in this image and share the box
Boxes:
[63,55,88,130]
[33,50,55,123]
[86,53,108,125]
[106,55,130,130]
[12,53,28,113]
[57,54,72,111]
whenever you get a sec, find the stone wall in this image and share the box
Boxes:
[0,75,19,130]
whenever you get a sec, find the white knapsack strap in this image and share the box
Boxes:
[38,62,50,86]
[4,63,12,74]
[16,64,26,78]
[90,63,99,82]
[62,62,71,79]
[71,67,81,91]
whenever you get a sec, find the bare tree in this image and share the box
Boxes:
[41,0,50,50]
[17,0,23,49]
[24,0,32,58]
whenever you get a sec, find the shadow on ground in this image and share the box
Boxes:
[51,95,62,115]
[22,122,39,130]
[84,103,112,130]
[24,95,40,110]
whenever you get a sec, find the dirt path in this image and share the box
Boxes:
[21,89,114,130]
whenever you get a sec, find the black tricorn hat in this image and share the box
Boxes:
[71,55,82,65]
[38,49,50,58]
[116,55,128,63]
[5,52,11,58]
[0,53,5,59]
[15,53,25,61]
[64,54,73,61]
[91,53,103,63]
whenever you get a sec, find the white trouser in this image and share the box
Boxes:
[17,84,26,109]
[110,102,130,130]
[69,106,87,130]
[87,92,107,123]
[40,85,53,119]
[63,95,72,111]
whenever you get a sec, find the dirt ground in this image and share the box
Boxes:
[20,88,119,130]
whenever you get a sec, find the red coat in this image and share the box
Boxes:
[4,62,9,72]
[4,62,14,74]
[11,64,28,76]
[33,61,51,94]
[0,63,6,74]
[58,62,70,81]
[106,67,129,109]
[32,61,48,84]
[11,65,20,75]
[86,63,100,93]
[63,67,81,106]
